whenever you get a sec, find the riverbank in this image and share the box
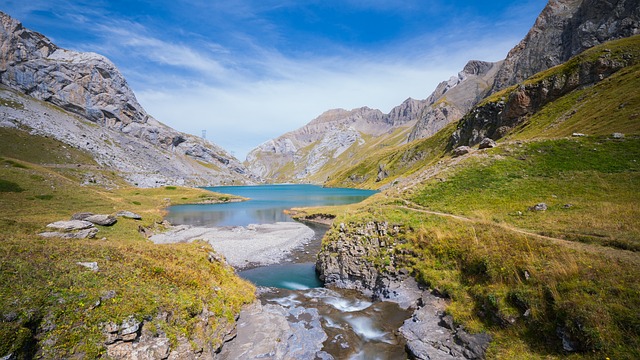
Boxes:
[149,222,315,269]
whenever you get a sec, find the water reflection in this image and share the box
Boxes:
[166,184,377,227]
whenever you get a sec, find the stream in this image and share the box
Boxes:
[166,185,410,359]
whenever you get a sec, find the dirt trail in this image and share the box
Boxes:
[394,200,640,266]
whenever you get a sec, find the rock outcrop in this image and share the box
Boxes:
[316,220,492,359]
[492,0,640,92]
[0,11,254,187]
[408,60,501,142]
[450,35,639,149]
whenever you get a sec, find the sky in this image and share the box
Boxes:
[3,0,547,159]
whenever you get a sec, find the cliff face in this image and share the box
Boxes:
[492,0,640,91]
[0,11,254,187]
[246,105,418,183]
[450,35,639,149]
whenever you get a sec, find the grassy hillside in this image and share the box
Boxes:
[309,36,640,358]
[0,127,254,358]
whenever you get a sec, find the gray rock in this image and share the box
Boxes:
[39,227,99,239]
[116,211,142,220]
[572,133,586,137]
[478,138,497,149]
[492,0,640,92]
[217,301,327,360]
[612,132,625,139]
[400,292,491,360]
[77,261,99,272]
[530,203,548,211]
[453,146,472,157]
[85,214,117,226]
[71,212,94,220]
[46,220,94,231]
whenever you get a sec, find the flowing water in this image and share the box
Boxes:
[166,185,410,358]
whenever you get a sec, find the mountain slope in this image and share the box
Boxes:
[245,105,418,183]
[246,59,502,184]
[0,11,254,187]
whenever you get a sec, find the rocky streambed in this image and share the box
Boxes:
[211,219,491,359]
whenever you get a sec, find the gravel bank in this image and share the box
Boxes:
[149,222,315,269]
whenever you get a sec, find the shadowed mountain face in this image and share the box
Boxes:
[0,11,255,187]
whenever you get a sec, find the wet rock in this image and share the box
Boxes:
[77,262,99,272]
[217,301,327,359]
[478,138,497,149]
[46,220,94,231]
[85,214,117,226]
[116,211,142,220]
[453,146,472,157]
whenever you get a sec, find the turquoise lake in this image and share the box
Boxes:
[165,184,377,227]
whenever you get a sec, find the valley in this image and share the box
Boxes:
[1,0,639,359]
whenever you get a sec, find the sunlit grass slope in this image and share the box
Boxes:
[0,127,254,358]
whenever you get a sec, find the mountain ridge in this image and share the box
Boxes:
[0,11,255,187]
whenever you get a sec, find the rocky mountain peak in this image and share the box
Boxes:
[492,0,640,91]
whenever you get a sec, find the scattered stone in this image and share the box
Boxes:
[39,227,99,239]
[85,214,117,226]
[77,261,99,272]
[46,220,94,232]
[478,138,497,149]
[101,290,117,301]
[529,203,548,211]
[116,211,142,220]
[572,132,586,137]
[612,132,624,139]
[453,146,472,157]
[208,251,226,264]
[71,212,94,220]
[563,204,574,209]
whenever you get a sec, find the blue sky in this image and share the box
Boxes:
[3,0,547,159]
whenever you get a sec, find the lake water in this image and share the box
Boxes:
[165,184,377,227]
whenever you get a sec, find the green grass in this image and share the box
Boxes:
[411,137,640,251]
[0,130,255,358]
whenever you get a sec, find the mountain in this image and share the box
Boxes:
[245,104,418,183]
[0,11,255,187]
[246,60,502,183]
[492,0,640,91]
